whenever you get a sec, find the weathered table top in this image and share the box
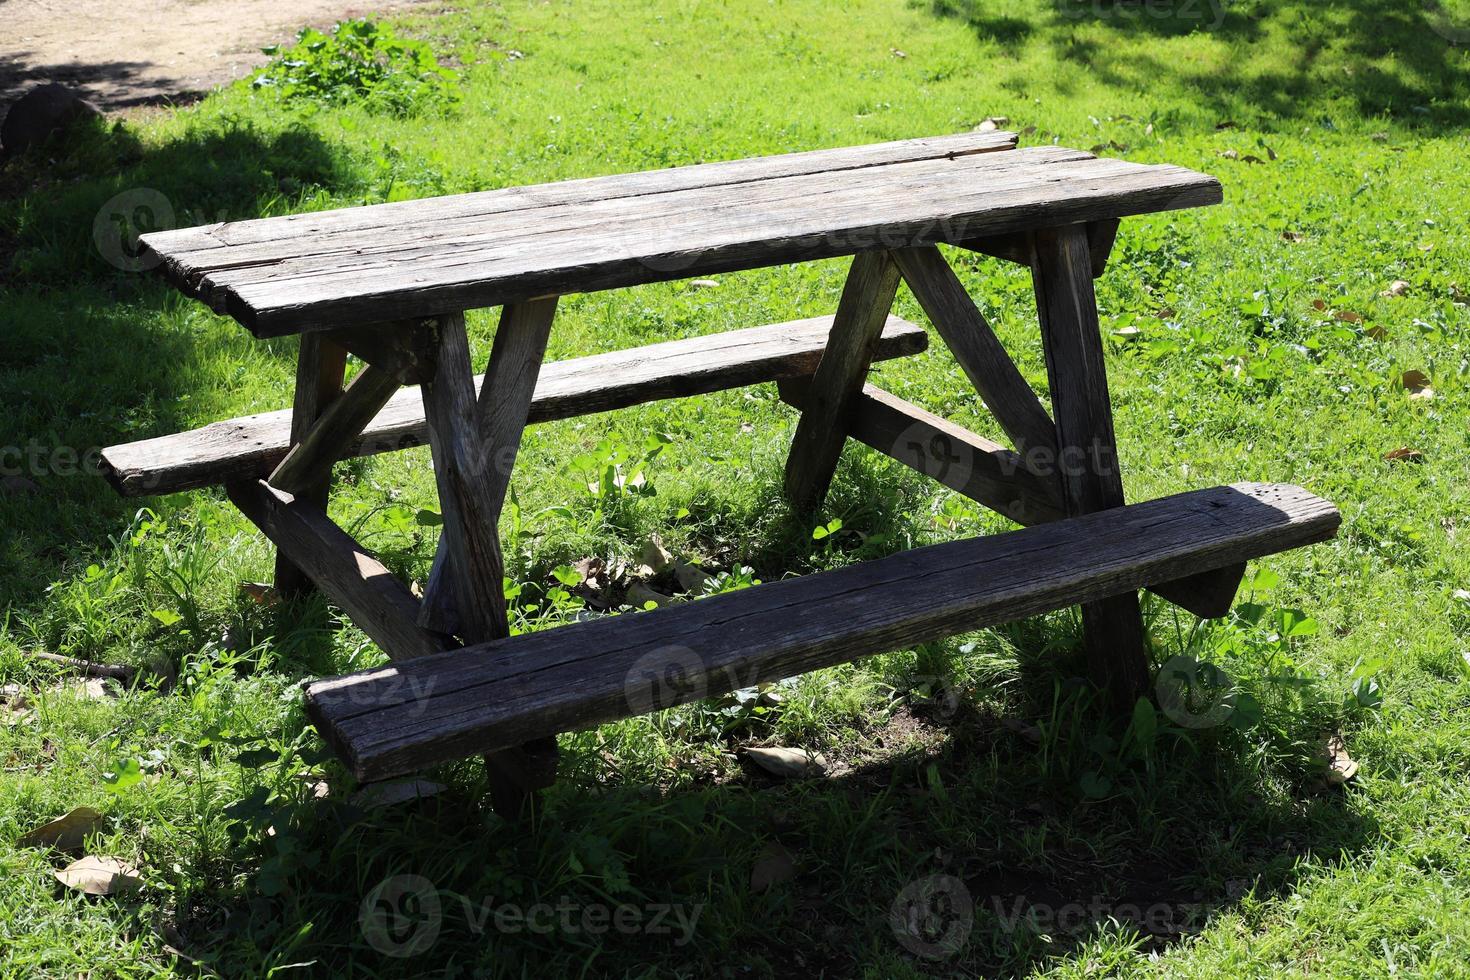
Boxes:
[140,131,1221,337]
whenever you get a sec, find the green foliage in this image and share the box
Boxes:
[251,19,459,116]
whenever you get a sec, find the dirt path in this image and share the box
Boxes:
[1,0,433,111]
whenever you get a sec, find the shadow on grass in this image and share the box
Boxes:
[921,0,1470,132]
[177,682,1376,976]
[0,120,352,603]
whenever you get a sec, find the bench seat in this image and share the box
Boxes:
[99,315,928,497]
[306,483,1340,782]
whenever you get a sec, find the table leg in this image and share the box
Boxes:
[1031,224,1150,704]
[418,304,561,814]
[275,334,348,598]
[783,251,902,512]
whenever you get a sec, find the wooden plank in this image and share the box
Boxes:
[143,131,1021,258]
[892,245,1059,459]
[138,147,1219,336]
[421,298,559,633]
[1087,219,1120,278]
[268,365,402,496]
[274,334,347,596]
[227,479,451,661]
[101,315,928,497]
[779,380,1065,526]
[1031,223,1148,702]
[783,252,902,511]
[305,483,1340,782]
[329,324,439,384]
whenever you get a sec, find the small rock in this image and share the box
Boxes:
[1,84,103,159]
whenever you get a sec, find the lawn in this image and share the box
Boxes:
[1,0,1469,976]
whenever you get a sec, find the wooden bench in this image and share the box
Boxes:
[103,131,1340,811]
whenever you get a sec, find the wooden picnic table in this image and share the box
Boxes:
[102,131,1339,812]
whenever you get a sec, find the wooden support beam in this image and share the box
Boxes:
[780,379,1065,526]
[1031,223,1150,703]
[228,479,452,661]
[1087,219,1120,278]
[893,245,1059,461]
[268,365,402,496]
[416,305,562,815]
[329,324,440,385]
[420,299,560,636]
[274,334,348,597]
[785,380,1244,615]
[783,251,902,512]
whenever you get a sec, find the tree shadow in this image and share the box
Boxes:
[920,0,1470,132]
[0,50,208,111]
[0,121,353,603]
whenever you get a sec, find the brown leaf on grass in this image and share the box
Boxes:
[1399,370,1434,400]
[1220,149,1239,160]
[54,856,142,896]
[239,582,281,607]
[1333,309,1362,323]
[1380,280,1411,298]
[1366,324,1388,341]
[1383,447,1424,463]
[1002,717,1043,745]
[749,842,796,893]
[625,582,677,609]
[1240,154,1266,164]
[350,779,446,809]
[637,534,673,577]
[1311,298,1328,311]
[18,806,107,852]
[1324,735,1359,785]
[672,559,713,594]
[744,746,827,779]
[1281,230,1306,243]
[1215,120,1238,129]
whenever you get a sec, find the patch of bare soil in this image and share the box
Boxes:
[1,0,433,111]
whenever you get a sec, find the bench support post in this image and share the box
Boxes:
[275,334,348,597]
[1030,224,1151,704]
[783,251,902,512]
[418,304,562,815]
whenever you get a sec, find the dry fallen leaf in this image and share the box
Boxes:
[744,746,827,779]
[637,535,673,576]
[625,582,677,609]
[1003,717,1043,745]
[1399,370,1434,400]
[1453,589,1470,603]
[1380,280,1410,298]
[55,677,117,700]
[1220,149,1239,160]
[749,842,796,893]
[975,116,1008,132]
[350,779,446,809]
[1383,447,1423,463]
[672,559,713,594]
[54,856,142,896]
[18,806,106,852]
[689,279,720,289]
[1333,309,1362,324]
[1324,735,1359,785]
[1281,230,1306,243]
[239,582,281,607]
[1111,325,1142,342]
[1366,324,1388,341]
[1311,298,1328,311]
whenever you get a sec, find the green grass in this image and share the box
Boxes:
[2,0,1469,975]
